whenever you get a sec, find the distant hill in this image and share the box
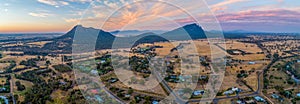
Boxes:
[110,30,166,37]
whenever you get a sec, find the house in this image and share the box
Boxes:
[0,87,6,92]
[108,78,118,83]
[231,87,241,92]
[125,94,131,98]
[271,94,284,102]
[152,100,159,104]
[199,75,207,80]
[223,87,242,95]
[59,80,67,85]
[271,94,279,99]
[223,90,234,95]
[233,50,242,55]
[248,62,256,65]
[297,93,300,97]
[193,90,205,96]
[236,100,245,104]
[254,96,265,102]
[169,75,178,79]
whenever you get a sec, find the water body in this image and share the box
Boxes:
[0,96,8,104]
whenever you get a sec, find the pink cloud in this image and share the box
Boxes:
[217,9,300,23]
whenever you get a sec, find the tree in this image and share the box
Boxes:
[46,60,51,66]
[128,87,134,94]
[16,81,25,91]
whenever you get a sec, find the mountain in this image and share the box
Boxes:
[40,23,208,53]
[42,25,116,52]
[161,23,206,40]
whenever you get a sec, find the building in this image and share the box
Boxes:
[152,100,159,104]
[248,61,256,65]
[108,78,118,83]
[254,96,265,102]
[223,87,242,95]
[271,94,284,102]
[223,90,234,95]
[297,93,300,97]
[193,90,205,96]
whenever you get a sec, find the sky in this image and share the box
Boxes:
[0,0,300,33]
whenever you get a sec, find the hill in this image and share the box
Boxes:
[40,23,211,53]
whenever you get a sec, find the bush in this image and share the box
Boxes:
[53,64,72,72]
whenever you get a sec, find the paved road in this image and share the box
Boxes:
[10,74,16,104]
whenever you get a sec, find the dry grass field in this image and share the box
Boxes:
[226,40,262,53]
[45,56,63,65]
[226,62,269,74]
[1,55,36,64]
[220,75,250,91]
[215,40,267,60]
[154,42,177,57]
[62,72,74,80]
[244,75,258,91]
[154,40,214,57]
[231,54,266,60]
[216,99,233,104]
[0,63,10,71]
[27,41,52,48]
[14,65,26,69]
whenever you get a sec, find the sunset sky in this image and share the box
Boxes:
[0,0,299,33]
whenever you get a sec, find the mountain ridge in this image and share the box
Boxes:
[41,23,207,53]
